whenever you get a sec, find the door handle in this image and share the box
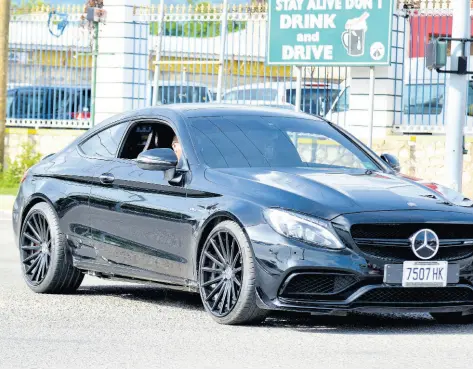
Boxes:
[99,173,115,184]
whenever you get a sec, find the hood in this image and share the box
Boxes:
[205,167,472,220]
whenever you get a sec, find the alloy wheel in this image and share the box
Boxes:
[200,231,243,317]
[20,211,51,285]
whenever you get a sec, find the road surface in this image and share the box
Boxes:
[1,213,473,368]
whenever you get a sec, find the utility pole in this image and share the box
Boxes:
[0,0,11,170]
[444,0,470,192]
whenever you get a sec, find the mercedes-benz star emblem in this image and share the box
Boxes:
[410,229,440,260]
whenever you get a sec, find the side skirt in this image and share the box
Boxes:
[73,258,199,293]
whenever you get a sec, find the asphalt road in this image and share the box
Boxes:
[1,213,473,368]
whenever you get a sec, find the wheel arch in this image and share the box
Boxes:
[194,211,248,277]
[20,194,57,231]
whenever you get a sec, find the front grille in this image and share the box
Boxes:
[355,242,473,262]
[351,223,473,240]
[350,223,473,262]
[357,287,473,305]
[280,272,359,298]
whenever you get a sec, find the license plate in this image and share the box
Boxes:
[402,261,448,287]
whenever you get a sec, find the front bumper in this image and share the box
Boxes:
[246,223,473,315]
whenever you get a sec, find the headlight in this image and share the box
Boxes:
[263,209,344,249]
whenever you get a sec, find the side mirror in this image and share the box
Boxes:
[380,153,401,172]
[135,148,177,171]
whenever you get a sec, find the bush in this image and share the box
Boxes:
[0,142,42,188]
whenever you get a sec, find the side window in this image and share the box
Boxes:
[16,90,45,118]
[118,121,177,160]
[80,123,128,158]
[403,84,444,115]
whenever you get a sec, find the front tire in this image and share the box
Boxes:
[198,220,267,325]
[19,202,84,293]
[430,312,473,324]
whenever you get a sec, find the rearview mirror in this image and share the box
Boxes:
[380,153,401,172]
[136,148,177,171]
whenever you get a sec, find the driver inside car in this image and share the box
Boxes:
[171,135,182,161]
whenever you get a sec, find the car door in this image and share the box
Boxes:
[87,119,193,284]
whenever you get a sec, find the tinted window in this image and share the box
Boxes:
[13,90,45,118]
[80,123,127,158]
[286,88,340,115]
[403,84,444,115]
[189,116,378,170]
[55,89,89,116]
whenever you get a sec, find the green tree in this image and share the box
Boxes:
[12,0,47,14]
[0,142,42,187]
[151,1,246,38]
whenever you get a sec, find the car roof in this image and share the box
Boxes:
[90,104,325,135]
[140,104,319,119]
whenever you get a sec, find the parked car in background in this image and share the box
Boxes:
[7,85,91,121]
[222,82,341,116]
[147,81,215,106]
[326,79,473,128]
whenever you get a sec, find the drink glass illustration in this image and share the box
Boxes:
[342,12,369,57]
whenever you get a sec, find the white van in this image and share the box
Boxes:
[147,81,215,106]
[222,81,341,116]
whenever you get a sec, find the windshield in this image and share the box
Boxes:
[188,116,379,170]
[222,88,278,101]
[157,86,210,104]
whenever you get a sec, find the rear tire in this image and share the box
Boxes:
[19,202,84,294]
[430,312,473,324]
[198,220,268,325]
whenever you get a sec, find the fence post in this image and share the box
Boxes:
[0,0,11,168]
[152,0,165,106]
[367,66,375,148]
[216,0,229,103]
[444,0,470,192]
[91,22,99,127]
[294,66,302,112]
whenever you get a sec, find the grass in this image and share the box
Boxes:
[0,186,19,196]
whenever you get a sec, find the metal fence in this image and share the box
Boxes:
[6,1,473,132]
[7,5,92,129]
[133,3,350,121]
[397,2,473,133]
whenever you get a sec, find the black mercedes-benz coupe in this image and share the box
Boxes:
[12,105,473,324]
